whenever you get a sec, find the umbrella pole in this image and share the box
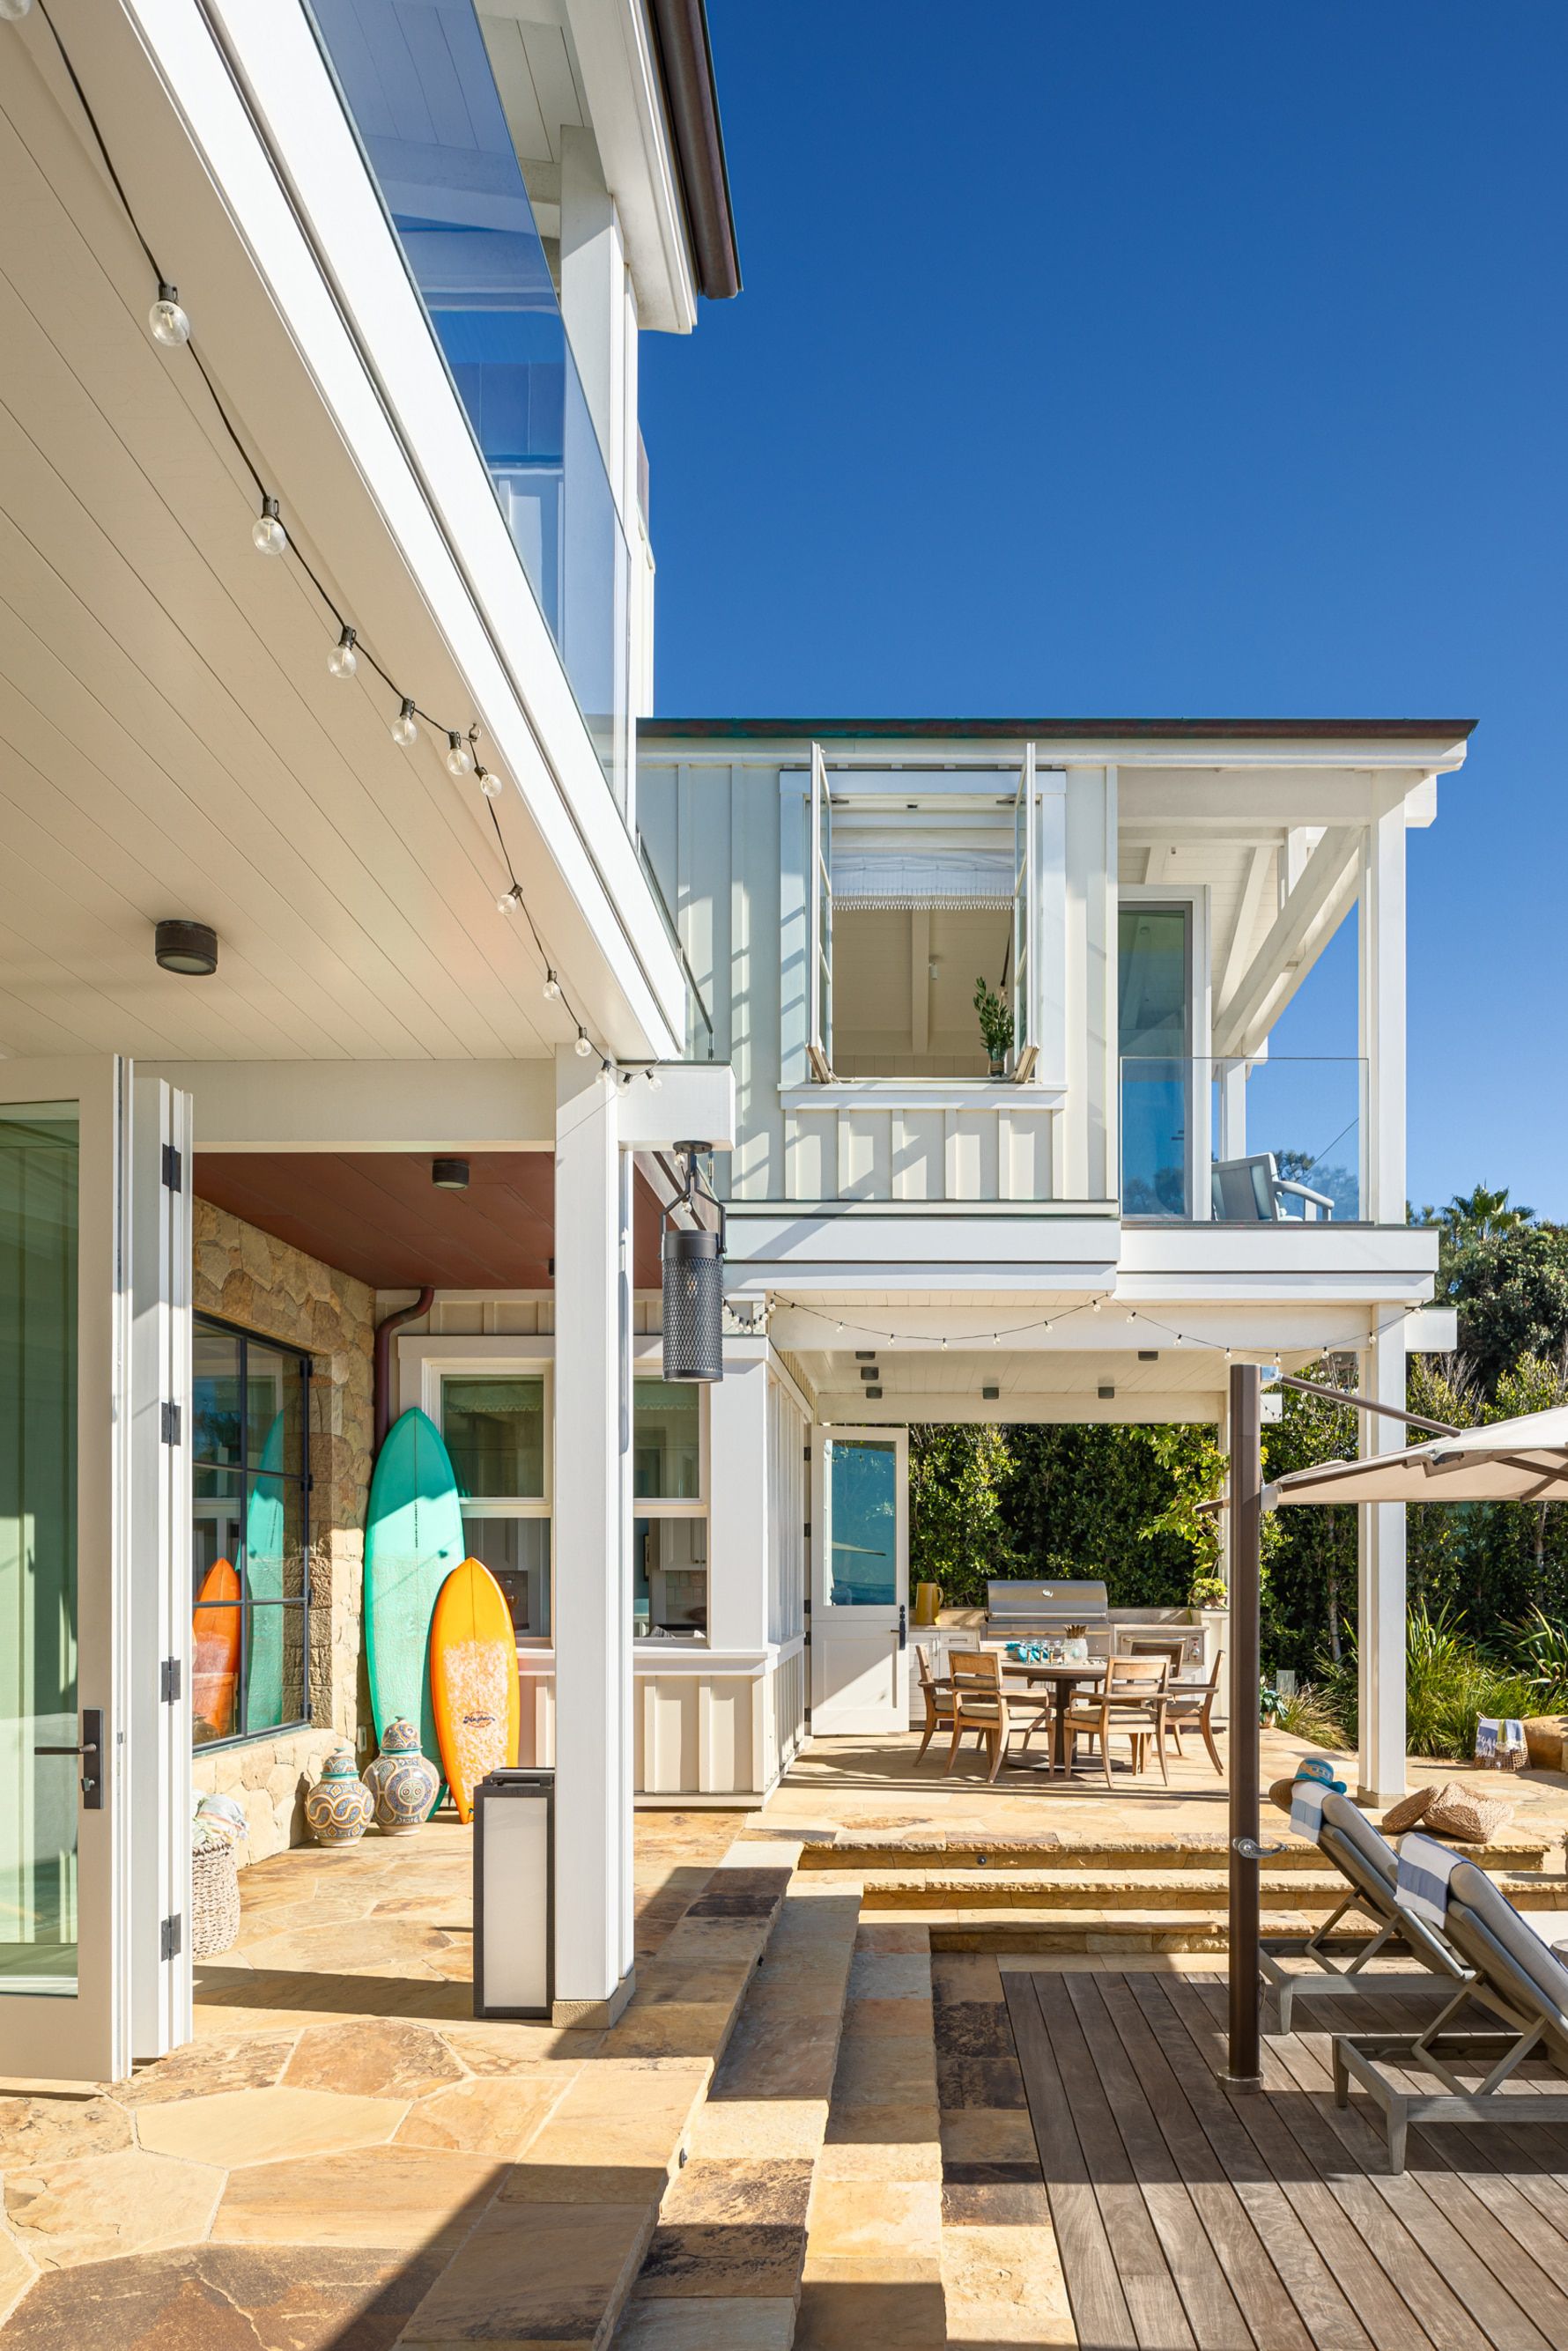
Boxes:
[1226,1361,1263,2082]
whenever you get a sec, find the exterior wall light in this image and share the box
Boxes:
[154,919,218,976]
[662,1146,727,1384]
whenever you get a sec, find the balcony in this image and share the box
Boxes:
[307,0,630,810]
[1121,1056,1365,1223]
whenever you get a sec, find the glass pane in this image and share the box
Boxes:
[238,1606,306,1739]
[247,1343,305,1476]
[462,1516,551,1638]
[0,1104,79,1994]
[632,1380,699,1500]
[827,1438,898,1608]
[633,1518,707,1638]
[442,1377,545,1499]
[1121,906,1192,1216]
[193,1324,242,1468]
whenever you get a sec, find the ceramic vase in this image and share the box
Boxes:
[304,1748,374,1850]
[362,1718,440,1836]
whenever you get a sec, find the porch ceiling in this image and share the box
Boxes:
[195,1152,662,1290]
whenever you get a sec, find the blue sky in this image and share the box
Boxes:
[640,4,1568,1219]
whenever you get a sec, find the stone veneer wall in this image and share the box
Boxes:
[189,1198,375,1862]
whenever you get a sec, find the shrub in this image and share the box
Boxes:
[1320,1600,1541,1762]
[1272,1682,1348,1749]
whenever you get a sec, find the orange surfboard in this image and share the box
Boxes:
[192,1556,242,1739]
[429,1557,521,1823]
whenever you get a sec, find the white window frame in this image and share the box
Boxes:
[1117,883,1213,1218]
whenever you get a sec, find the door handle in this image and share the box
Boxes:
[897,1605,907,1652]
[33,1709,104,1809]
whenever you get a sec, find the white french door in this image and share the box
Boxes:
[810,1426,908,1734]
[0,1059,190,2083]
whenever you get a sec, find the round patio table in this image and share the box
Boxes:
[999,1659,1107,1778]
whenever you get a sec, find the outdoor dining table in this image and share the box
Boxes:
[999,1657,1107,1778]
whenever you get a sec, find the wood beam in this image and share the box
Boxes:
[1217,844,1274,1014]
[1213,827,1360,1058]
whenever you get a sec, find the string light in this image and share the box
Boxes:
[20,0,614,1076]
[148,283,189,345]
[647,1069,662,1090]
[251,496,287,556]
[574,1028,593,1059]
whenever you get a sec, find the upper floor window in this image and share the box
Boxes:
[191,1318,312,1748]
[807,747,1043,1083]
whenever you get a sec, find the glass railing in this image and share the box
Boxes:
[638,838,716,1061]
[307,0,630,813]
[1120,1057,1365,1222]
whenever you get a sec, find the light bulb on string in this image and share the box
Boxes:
[252,496,287,556]
[573,1028,592,1059]
[477,766,502,801]
[498,884,523,916]
[647,1069,662,1090]
[0,0,34,20]
[327,626,358,679]
[446,732,475,779]
[149,283,189,345]
[390,699,418,748]
[542,969,560,999]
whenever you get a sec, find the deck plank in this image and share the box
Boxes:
[1062,1973,1254,2348]
[1031,1970,1199,2350]
[1004,1968,1139,2351]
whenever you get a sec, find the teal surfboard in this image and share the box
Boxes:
[365,1407,466,1770]
[243,1412,287,1731]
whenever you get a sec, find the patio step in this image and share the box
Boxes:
[858,1865,1568,1914]
[803,1830,1557,1876]
[919,1903,1568,1955]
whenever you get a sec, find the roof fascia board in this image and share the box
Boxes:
[563,0,699,331]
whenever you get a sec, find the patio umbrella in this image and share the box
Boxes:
[1226,1383,1568,2083]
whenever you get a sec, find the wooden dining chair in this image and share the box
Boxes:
[1162,1646,1224,1774]
[913,1643,958,1763]
[1060,1654,1171,1787]
[943,1650,1036,1784]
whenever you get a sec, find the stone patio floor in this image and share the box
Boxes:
[0,1730,1564,2347]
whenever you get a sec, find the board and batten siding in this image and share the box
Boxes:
[636,752,1120,1206]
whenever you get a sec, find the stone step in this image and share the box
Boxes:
[860,1866,1568,1914]
[803,1830,1557,1875]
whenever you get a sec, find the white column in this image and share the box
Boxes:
[1359,801,1406,1224]
[1357,1320,1408,1805]
[552,1049,634,2024]
[706,1343,771,1654]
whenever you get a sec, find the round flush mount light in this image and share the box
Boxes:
[431,1157,470,1190]
[154,918,218,976]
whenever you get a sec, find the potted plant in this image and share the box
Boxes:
[973,976,1013,1076]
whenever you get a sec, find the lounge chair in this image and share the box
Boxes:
[1333,1859,1568,2172]
[1260,1789,1471,2032]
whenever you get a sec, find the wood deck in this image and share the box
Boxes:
[1004,1966,1568,2351]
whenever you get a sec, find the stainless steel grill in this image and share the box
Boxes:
[984,1579,1109,1640]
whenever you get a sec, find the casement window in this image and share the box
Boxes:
[437,1371,551,1638]
[805,743,1053,1083]
[191,1317,312,1748]
[632,1377,708,1640]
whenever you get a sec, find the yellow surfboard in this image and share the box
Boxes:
[429,1556,521,1823]
[192,1556,242,1740]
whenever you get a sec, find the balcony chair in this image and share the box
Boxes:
[913,1643,958,1763]
[1334,1856,1568,2173]
[1060,1654,1171,1787]
[1211,1151,1335,1222]
[943,1650,1044,1784]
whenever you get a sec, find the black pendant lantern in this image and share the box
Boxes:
[662,1146,726,1383]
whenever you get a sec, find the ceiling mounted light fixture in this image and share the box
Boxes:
[431,1157,470,1190]
[154,918,218,976]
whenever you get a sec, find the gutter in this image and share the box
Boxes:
[647,0,741,299]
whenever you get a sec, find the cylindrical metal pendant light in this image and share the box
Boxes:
[662,1225,723,1382]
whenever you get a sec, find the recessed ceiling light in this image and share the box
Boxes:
[1138,1349,1159,1361]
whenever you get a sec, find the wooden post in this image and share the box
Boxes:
[1226,1362,1262,2082]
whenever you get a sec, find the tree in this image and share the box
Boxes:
[1444,1223,1568,1396]
[907,1423,1017,1608]
[998,1423,1198,1610]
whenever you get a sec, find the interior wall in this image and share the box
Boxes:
[832,906,1013,1076]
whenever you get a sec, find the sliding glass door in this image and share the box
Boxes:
[1119,904,1194,1216]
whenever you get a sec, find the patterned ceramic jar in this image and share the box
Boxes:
[362,1719,440,1836]
[303,1748,374,1850]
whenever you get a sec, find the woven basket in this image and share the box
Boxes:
[190,1838,240,1958]
[1381,1786,1436,1835]
[1423,1780,1511,1845]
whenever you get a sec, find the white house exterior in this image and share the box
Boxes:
[0,0,1472,2097]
